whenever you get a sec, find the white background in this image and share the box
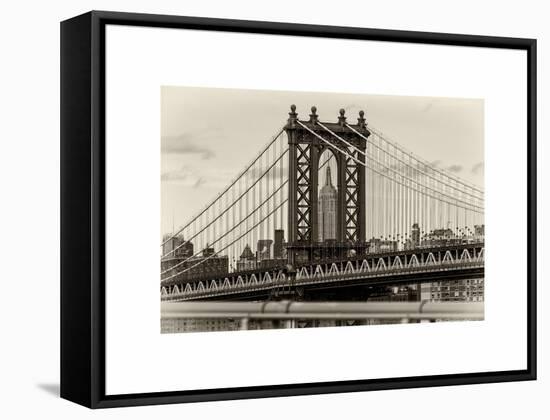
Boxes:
[0,0,547,418]
[105,25,526,394]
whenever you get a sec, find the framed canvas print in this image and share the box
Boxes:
[60,11,537,408]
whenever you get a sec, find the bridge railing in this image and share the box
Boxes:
[161,242,485,288]
[161,252,484,301]
[161,300,484,331]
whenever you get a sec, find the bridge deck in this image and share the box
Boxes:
[161,243,484,301]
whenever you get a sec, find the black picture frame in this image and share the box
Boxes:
[60,10,537,408]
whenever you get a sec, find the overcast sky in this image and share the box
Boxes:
[161,86,484,236]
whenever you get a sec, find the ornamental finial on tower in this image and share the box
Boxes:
[357,110,367,129]
[309,106,318,124]
[287,104,298,127]
[338,108,347,126]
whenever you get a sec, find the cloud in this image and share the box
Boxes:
[372,159,467,179]
[446,164,463,173]
[161,166,201,186]
[162,165,235,189]
[421,102,434,113]
[161,133,216,159]
[471,162,484,175]
[193,177,206,188]
[246,165,286,181]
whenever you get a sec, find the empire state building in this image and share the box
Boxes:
[318,165,338,241]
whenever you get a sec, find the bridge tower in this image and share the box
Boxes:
[285,105,370,264]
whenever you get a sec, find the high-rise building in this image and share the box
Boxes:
[161,248,228,284]
[421,228,460,247]
[368,238,398,253]
[421,278,484,302]
[237,244,256,271]
[474,224,485,238]
[318,165,337,241]
[256,239,273,261]
[161,234,194,258]
[202,245,215,257]
[274,229,284,258]
[411,223,420,247]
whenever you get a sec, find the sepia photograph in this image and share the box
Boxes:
[160,87,485,333]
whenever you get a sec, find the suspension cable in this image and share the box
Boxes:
[367,124,484,194]
[303,121,484,212]
[161,127,284,247]
[161,198,288,284]
[344,123,484,202]
[161,180,288,277]
[161,148,288,258]
[161,154,334,281]
[321,121,483,206]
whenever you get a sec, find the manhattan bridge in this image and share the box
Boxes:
[160,105,484,304]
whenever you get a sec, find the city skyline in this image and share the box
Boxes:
[160,86,485,334]
[161,86,484,237]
